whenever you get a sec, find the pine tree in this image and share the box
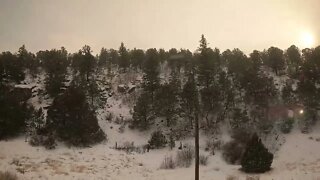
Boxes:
[142,48,160,100]
[131,92,154,130]
[72,45,96,81]
[47,83,105,146]
[0,52,25,83]
[181,73,199,128]
[38,47,68,97]
[118,42,130,72]
[155,70,181,127]
[0,84,31,139]
[241,133,273,173]
[266,47,286,75]
[196,35,219,88]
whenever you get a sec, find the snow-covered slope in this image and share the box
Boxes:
[1,124,320,180]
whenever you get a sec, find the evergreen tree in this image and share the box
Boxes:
[266,47,286,75]
[241,133,273,173]
[0,51,25,83]
[98,47,109,67]
[196,35,220,88]
[38,47,68,97]
[131,92,155,130]
[118,42,130,72]
[148,130,167,149]
[47,83,105,146]
[181,73,199,128]
[286,45,302,75]
[0,84,31,139]
[72,45,96,81]
[130,48,145,70]
[142,48,160,99]
[18,45,38,76]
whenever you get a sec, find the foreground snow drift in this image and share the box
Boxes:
[1,128,320,180]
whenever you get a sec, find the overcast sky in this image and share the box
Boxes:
[0,0,319,54]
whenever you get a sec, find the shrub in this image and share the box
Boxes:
[246,175,260,180]
[0,171,18,180]
[29,132,56,150]
[241,133,273,173]
[114,141,146,154]
[222,140,245,165]
[176,146,194,167]
[231,129,253,144]
[280,117,294,134]
[226,175,239,180]
[148,130,167,149]
[169,134,175,150]
[160,156,175,169]
[199,154,209,166]
[47,85,106,147]
[205,139,221,155]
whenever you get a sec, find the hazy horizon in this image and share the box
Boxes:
[0,0,319,54]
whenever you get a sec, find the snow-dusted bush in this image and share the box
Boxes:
[0,171,18,180]
[115,141,146,154]
[105,112,114,121]
[222,140,245,165]
[241,133,273,173]
[29,132,56,149]
[148,130,167,149]
[226,175,239,180]
[160,156,175,169]
[176,146,194,167]
[280,117,294,134]
[205,139,222,155]
[246,175,260,180]
[199,154,209,166]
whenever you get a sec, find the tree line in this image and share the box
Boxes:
[1,35,320,146]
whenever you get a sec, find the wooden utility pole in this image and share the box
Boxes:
[195,110,199,180]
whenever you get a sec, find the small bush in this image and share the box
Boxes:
[199,154,209,166]
[0,171,18,180]
[115,141,146,154]
[148,130,167,149]
[280,117,294,134]
[231,129,252,144]
[160,156,175,169]
[169,134,175,150]
[226,175,239,180]
[205,139,221,155]
[241,133,273,173]
[246,175,260,180]
[176,146,194,167]
[29,133,56,150]
[106,112,113,121]
[222,140,245,165]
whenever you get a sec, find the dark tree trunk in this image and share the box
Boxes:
[195,111,199,180]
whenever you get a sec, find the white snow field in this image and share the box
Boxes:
[1,123,320,180]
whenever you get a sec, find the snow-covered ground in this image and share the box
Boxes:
[1,124,320,180]
[2,69,320,180]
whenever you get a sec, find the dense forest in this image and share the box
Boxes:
[1,36,320,174]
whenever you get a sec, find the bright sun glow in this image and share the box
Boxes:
[299,109,304,114]
[300,32,315,47]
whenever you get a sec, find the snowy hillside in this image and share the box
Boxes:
[1,123,320,180]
